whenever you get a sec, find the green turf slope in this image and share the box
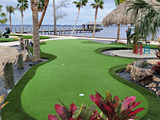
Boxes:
[21,40,148,120]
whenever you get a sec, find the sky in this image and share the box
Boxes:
[0,0,116,25]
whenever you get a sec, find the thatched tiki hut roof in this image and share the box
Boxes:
[102,0,160,27]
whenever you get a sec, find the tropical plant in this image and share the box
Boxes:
[127,0,158,53]
[0,5,7,24]
[38,0,49,29]
[6,6,16,32]
[48,102,100,120]
[91,0,104,38]
[152,61,160,75]
[0,94,9,109]
[48,91,144,120]
[90,91,145,120]
[17,0,29,33]
[72,0,88,35]
[31,0,40,62]
[114,0,126,41]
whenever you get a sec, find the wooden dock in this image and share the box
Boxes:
[15,27,103,35]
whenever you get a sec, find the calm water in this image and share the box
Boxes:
[0,25,159,39]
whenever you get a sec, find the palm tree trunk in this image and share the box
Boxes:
[21,11,23,33]
[117,24,120,41]
[31,0,40,62]
[72,7,80,36]
[92,8,98,38]
[9,13,12,32]
[38,0,49,29]
[53,0,57,35]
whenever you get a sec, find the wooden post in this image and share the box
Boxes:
[68,28,70,34]
[3,62,14,89]
[44,28,46,35]
[59,28,60,35]
[20,37,24,50]
[15,28,16,33]
[31,28,33,34]
[48,28,49,35]
[83,27,84,38]
[17,54,24,69]
[63,26,64,36]
[19,28,20,33]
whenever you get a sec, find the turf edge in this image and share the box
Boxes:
[1,42,57,120]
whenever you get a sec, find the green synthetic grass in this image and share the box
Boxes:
[3,40,159,120]
[0,38,19,42]
[21,40,148,120]
[10,34,50,39]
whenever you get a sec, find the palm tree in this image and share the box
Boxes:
[17,0,29,33]
[127,0,157,53]
[6,6,16,32]
[38,0,49,29]
[0,5,7,24]
[53,0,57,35]
[114,0,126,41]
[31,0,40,62]
[91,0,104,38]
[72,0,88,35]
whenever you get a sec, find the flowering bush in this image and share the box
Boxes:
[152,62,160,75]
[48,91,144,120]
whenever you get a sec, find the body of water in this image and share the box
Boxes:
[0,24,159,40]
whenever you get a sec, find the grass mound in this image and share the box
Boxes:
[10,34,50,39]
[0,38,19,42]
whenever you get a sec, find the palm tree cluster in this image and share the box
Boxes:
[72,0,104,38]
[17,0,29,33]
[6,6,17,32]
[0,5,7,24]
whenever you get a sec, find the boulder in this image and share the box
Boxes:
[156,90,160,97]
[126,63,133,72]
[21,49,31,62]
[148,82,157,88]
[133,60,146,68]
[131,67,153,82]
[153,76,160,82]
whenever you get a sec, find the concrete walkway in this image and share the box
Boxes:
[112,49,157,59]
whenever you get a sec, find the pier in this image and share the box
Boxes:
[15,27,102,35]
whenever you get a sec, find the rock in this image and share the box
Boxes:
[158,83,160,87]
[151,88,157,92]
[21,49,31,62]
[131,67,153,82]
[126,63,133,72]
[147,59,160,65]
[134,60,145,68]
[148,82,157,88]
[156,90,160,97]
[153,76,160,82]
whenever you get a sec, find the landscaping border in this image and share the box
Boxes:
[1,42,57,120]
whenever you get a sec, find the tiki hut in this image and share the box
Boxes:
[102,0,160,27]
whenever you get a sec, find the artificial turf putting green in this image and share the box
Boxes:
[20,40,148,120]
[0,38,19,42]
[10,34,50,39]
